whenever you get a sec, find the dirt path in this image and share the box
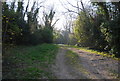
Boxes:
[51,47,86,79]
[51,46,119,79]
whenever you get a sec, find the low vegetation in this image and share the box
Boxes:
[65,45,119,60]
[77,47,119,60]
[66,50,80,65]
[65,50,90,77]
[3,44,58,79]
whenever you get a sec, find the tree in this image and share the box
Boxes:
[93,2,120,57]
[2,1,56,45]
[42,8,58,43]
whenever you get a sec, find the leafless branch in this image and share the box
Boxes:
[59,0,83,15]
[77,1,80,12]
[52,19,59,27]
[23,0,29,18]
[67,9,80,15]
[66,0,83,11]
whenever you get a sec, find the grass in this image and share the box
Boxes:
[3,44,58,79]
[65,50,80,65]
[78,47,119,60]
[65,50,90,77]
[64,44,119,60]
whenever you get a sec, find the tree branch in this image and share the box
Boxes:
[52,19,59,27]
[66,0,83,11]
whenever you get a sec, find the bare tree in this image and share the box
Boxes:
[42,7,59,29]
[60,0,94,20]
[27,1,45,33]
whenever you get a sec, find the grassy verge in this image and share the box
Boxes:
[64,45,119,60]
[3,44,58,79]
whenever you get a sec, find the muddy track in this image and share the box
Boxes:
[51,47,119,79]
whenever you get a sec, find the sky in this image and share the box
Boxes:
[42,0,91,30]
[6,0,90,30]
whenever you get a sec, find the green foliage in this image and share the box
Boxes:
[73,2,120,57]
[53,30,63,44]
[42,27,53,43]
[73,11,93,47]
[26,27,53,45]
[2,1,55,46]
[100,16,120,57]
[2,2,26,45]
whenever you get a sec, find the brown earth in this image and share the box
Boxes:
[51,46,119,79]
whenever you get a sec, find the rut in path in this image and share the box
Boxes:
[51,47,119,79]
